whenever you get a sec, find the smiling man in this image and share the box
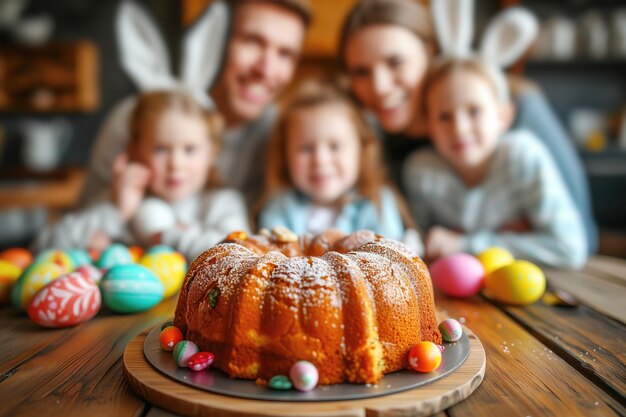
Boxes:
[80,0,310,207]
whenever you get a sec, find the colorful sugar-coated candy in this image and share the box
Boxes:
[289,360,318,392]
[160,326,183,351]
[161,320,174,331]
[439,319,463,342]
[139,252,187,298]
[128,246,144,263]
[173,340,199,367]
[27,271,101,328]
[268,375,293,390]
[100,264,164,313]
[188,351,215,371]
[74,264,103,284]
[12,262,65,310]
[66,248,92,268]
[0,248,33,270]
[430,253,485,298]
[408,341,442,373]
[0,260,22,303]
[477,247,515,276]
[34,249,74,272]
[146,245,175,255]
[97,244,133,270]
[484,260,546,305]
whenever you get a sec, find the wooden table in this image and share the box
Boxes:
[0,255,624,417]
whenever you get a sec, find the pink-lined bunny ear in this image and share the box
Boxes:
[180,0,230,109]
[479,7,538,68]
[116,0,177,91]
[432,0,474,58]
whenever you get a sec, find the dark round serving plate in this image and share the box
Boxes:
[143,325,471,402]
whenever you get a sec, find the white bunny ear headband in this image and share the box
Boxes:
[431,0,538,101]
[116,0,230,109]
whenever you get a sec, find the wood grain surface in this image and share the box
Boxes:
[124,329,485,417]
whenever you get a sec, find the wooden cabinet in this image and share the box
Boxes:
[0,41,99,112]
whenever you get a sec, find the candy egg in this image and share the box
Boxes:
[97,244,133,270]
[430,253,485,298]
[484,260,546,305]
[0,260,22,303]
[408,341,442,373]
[100,264,164,313]
[268,375,293,390]
[173,340,199,367]
[439,319,463,342]
[0,248,33,270]
[188,351,215,371]
[477,247,515,276]
[12,262,66,310]
[289,360,318,392]
[66,249,92,268]
[160,326,184,351]
[139,252,187,298]
[27,271,101,327]
[161,320,174,331]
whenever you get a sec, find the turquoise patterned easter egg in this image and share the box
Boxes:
[97,244,133,270]
[100,264,164,313]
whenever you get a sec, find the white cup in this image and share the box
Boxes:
[20,119,72,172]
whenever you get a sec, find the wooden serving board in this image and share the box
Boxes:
[123,330,486,417]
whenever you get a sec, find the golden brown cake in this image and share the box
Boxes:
[174,228,442,385]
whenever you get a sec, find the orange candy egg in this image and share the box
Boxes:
[408,341,442,373]
[160,326,183,351]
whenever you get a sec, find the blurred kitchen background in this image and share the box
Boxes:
[0,0,625,256]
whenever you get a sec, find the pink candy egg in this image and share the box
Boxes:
[173,340,199,367]
[430,253,485,298]
[289,360,318,392]
[188,351,215,371]
[439,319,463,342]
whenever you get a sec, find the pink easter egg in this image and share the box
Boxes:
[430,253,485,298]
[27,271,101,328]
[289,360,318,392]
[188,351,215,371]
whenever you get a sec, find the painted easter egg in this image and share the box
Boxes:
[34,249,74,272]
[128,246,144,263]
[430,253,485,298]
[132,198,176,242]
[146,245,175,255]
[160,326,184,351]
[27,271,101,327]
[66,248,92,268]
[173,340,199,367]
[100,264,164,313]
[12,262,66,310]
[96,244,133,270]
[477,247,515,276]
[289,360,318,392]
[408,341,442,373]
[439,319,463,342]
[268,375,293,390]
[188,352,215,371]
[0,248,33,270]
[139,252,187,298]
[484,260,546,305]
[74,264,103,284]
[0,260,22,303]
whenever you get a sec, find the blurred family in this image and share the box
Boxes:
[35,0,594,268]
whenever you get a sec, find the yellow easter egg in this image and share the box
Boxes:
[139,252,187,298]
[484,260,546,305]
[12,262,66,310]
[477,247,515,276]
[0,260,23,303]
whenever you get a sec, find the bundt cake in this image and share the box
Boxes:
[173,228,442,385]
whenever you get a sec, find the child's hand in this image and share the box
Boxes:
[425,226,463,261]
[88,230,111,253]
[111,154,151,221]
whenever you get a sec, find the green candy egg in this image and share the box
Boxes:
[268,375,293,390]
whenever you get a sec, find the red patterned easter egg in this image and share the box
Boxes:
[27,272,101,328]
